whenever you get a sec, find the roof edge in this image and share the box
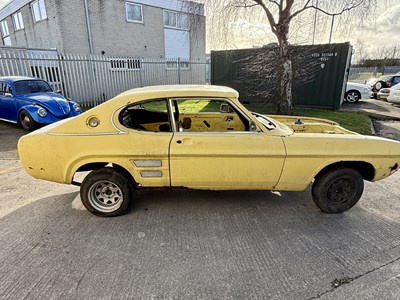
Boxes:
[0,0,31,21]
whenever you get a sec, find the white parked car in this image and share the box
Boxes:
[387,83,400,104]
[345,82,373,103]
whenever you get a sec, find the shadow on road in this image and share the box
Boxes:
[0,121,26,159]
[372,119,400,141]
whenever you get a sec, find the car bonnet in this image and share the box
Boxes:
[19,92,71,118]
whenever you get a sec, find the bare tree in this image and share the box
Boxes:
[204,0,377,113]
[232,43,334,109]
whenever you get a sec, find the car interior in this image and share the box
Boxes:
[119,98,249,133]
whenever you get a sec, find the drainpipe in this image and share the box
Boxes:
[83,0,94,54]
[83,0,95,105]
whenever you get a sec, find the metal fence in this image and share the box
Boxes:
[348,66,400,84]
[0,47,209,107]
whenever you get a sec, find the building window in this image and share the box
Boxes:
[110,58,142,71]
[166,59,190,70]
[31,0,47,22]
[13,12,24,31]
[164,29,190,63]
[126,2,143,23]
[0,20,11,46]
[163,10,189,30]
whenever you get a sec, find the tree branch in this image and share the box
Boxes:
[289,0,365,21]
[252,0,277,34]
[267,0,280,8]
[233,2,260,8]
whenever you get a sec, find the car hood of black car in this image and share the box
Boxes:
[18,92,71,118]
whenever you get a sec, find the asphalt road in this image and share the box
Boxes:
[373,120,400,142]
[1,121,400,299]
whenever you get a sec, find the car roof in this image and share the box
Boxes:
[0,76,41,84]
[118,85,239,100]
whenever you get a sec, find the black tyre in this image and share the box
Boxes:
[312,167,364,213]
[344,90,361,103]
[374,80,386,92]
[80,167,134,217]
[19,110,36,131]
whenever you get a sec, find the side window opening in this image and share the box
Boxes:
[173,98,249,132]
[0,83,12,95]
[5,85,12,94]
[119,99,171,132]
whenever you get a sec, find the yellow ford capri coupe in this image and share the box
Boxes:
[18,85,400,217]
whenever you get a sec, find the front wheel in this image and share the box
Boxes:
[19,110,36,131]
[312,167,364,213]
[344,90,361,103]
[80,168,134,217]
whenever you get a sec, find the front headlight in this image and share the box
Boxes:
[73,103,81,112]
[37,107,47,117]
[364,88,371,92]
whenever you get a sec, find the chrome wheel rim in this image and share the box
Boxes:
[20,114,31,128]
[88,180,123,213]
[346,92,359,103]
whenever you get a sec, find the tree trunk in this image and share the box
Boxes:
[275,1,294,115]
[276,41,293,114]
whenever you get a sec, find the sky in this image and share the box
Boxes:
[204,0,400,62]
[0,0,399,62]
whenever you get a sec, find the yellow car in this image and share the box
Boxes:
[18,85,400,217]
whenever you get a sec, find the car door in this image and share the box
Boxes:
[168,98,286,190]
[116,98,174,187]
[0,82,18,122]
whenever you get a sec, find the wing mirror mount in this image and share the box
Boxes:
[250,121,258,132]
[220,103,234,113]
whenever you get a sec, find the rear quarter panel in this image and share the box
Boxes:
[18,130,172,186]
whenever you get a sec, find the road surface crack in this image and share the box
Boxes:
[306,255,400,300]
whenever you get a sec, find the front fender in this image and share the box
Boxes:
[18,105,53,124]
[67,101,82,116]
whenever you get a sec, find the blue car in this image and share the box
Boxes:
[0,76,82,131]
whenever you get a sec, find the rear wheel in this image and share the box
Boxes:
[80,168,134,217]
[344,90,361,103]
[312,167,364,213]
[19,110,36,131]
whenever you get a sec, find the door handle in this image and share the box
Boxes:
[176,140,182,144]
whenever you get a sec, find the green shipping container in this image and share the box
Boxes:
[211,42,352,110]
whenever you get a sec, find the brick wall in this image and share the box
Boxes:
[7,0,64,50]
[0,0,205,60]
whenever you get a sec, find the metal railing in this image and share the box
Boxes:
[348,66,400,84]
[0,47,210,107]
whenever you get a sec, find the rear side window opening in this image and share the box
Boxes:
[119,99,172,132]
